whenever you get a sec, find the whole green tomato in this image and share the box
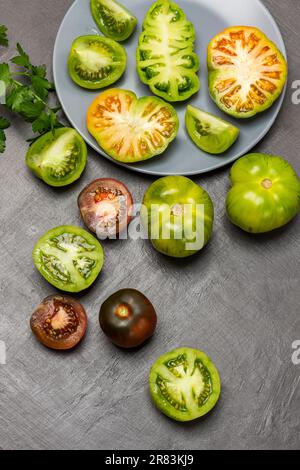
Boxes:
[142,176,214,258]
[226,153,300,233]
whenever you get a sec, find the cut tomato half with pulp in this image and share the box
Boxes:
[136,0,200,102]
[207,26,287,118]
[78,178,133,238]
[87,89,179,163]
[149,348,221,421]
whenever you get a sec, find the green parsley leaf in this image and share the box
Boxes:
[30,109,64,141]
[0,25,8,47]
[0,116,10,130]
[0,116,10,153]
[11,43,30,68]
[0,63,12,87]
[31,75,54,100]
[6,85,44,121]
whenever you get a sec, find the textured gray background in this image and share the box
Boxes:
[0,0,299,451]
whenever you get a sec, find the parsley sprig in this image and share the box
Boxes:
[0,25,8,47]
[0,26,64,153]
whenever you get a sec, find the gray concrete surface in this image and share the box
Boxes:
[0,0,299,451]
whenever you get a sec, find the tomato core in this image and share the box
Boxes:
[171,204,184,216]
[114,304,132,319]
[44,302,78,339]
[261,178,273,189]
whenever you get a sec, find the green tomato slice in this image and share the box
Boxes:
[186,105,240,155]
[26,128,87,187]
[90,0,137,42]
[149,348,221,422]
[87,88,179,163]
[33,226,104,292]
[68,35,126,89]
[207,26,287,118]
[226,153,300,233]
[137,0,200,102]
[141,176,214,258]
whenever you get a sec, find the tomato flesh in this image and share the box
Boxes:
[137,0,200,102]
[149,348,221,422]
[99,289,157,348]
[185,105,239,154]
[78,178,133,238]
[90,0,137,42]
[33,226,104,292]
[208,26,288,118]
[142,176,214,258]
[31,295,87,350]
[226,153,300,233]
[26,128,87,187]
[87,89,179,163]
[68,35,126,89]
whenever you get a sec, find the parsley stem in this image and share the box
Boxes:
[11,78,48,106]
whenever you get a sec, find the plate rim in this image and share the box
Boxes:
[53,0,288,177]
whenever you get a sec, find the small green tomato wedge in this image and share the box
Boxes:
[149,348,221,422]
[226,154,300,233]
[90,0,137,42]
[68,35,127,90]
[185,105,240,154]
[26,128,87,187]
[33,226,104,293]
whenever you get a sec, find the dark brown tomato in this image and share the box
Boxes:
[99,289,157,348]
[78,178,133,239]
[30,295,88,350]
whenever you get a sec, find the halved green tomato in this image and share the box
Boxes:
[185,105,240,154]
[207,26,288,118]
[136,0,200,102]
[68,35,126,89]
[87,88,179,163]
[141,176,214,258]
[26,128,87,187]
[149,348,221,422]
[90,0,137,42]
[33,226,104,292]
[226,153,300,233]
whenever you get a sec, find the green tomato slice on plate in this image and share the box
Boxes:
[141,176,214,258]
[68,35,126,89]
[33,226,104,292]
[149,348,221,422]
[137,0,200,102]
[87,88,179,163]
[226,153,300,233]
[185,105,240,155]
[26,128,87,187]
[207,26,287,118]
[90,0,137,42]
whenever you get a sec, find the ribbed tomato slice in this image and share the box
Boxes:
[87,88,179,163]
[208,26,287,118]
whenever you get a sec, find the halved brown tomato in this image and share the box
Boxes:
[78,178,133,239]
[86,88,179,163]
[207,26,288,118]
[30,295,88,350]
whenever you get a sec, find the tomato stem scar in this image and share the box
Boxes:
[114,304,132,319]
[261,178,273,189]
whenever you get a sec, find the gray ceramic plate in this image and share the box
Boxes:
[53,0,287,176]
